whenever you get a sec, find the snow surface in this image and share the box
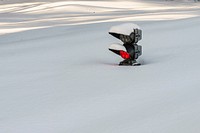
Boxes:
[109,43,126,51]
[109,23,140,36]
[1,0,200,133]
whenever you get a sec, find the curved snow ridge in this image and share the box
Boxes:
[109,23,140,36]
[109,43,126,51]
[0,1,199,34]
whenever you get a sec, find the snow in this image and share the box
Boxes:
[1,0,200,133]
[109,23,140,36]
[109,43,126,51]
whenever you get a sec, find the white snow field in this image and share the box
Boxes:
[1,0,200,133]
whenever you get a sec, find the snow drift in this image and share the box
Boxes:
[1,0,200,133]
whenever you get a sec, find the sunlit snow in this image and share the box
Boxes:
[1,0,200,133]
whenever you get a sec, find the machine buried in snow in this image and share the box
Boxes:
[108,23,142,66]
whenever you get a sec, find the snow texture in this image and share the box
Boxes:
[1,0,200,133]
[109,43,126,51]
[109,23,140,36]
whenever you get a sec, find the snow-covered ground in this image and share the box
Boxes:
[1,0,200,133]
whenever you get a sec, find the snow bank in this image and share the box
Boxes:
[1,1,200,133]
